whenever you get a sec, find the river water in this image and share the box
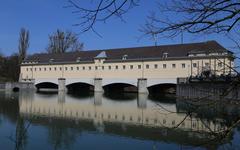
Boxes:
[0,91,240,150]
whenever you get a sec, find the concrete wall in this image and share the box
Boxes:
[177,83,240,101]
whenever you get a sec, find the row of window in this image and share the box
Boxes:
[25,62,223,72]
[25,63,186,72]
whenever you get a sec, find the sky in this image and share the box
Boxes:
[0,0,239,58]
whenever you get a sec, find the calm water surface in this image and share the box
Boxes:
[0,91,240,150]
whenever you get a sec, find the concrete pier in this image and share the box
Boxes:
[94,78,103,92]
[58,78,66,91]
[138,78,148,94]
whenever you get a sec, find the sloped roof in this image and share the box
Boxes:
[24,41,230,64]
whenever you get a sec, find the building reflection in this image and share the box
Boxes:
[1,90,240,149]
[19,91,230,134]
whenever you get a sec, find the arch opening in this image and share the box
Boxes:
[148,83,176,100]
[103,83,137,93]
[35,82,58,93]
[66,82,94,96]
[12,87,20,92]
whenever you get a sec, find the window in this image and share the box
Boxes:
[65,67,68,71]
[102,66,104,70]
[154,64,158,69]
[115,65,118,69]
[163,64,166,69]
[83,66,85,70]
[130,65,133,69]
[30,68,32,71]
[163,52,168,58]
[218,62,223,67]
[138,65,141,69]
[89,66,91,70]
[34,68,37,71]
[108,66,111,70]
[146,64,149,69]
[26,68,28,71]
[44,68,46,71]
[71,67,73,70]
[77,67,79,70]
[122,54,128,60]
[39,68,41,71]
[193,63,197,68]
[205,62,209,66]
[49,67,51,71]
[59,67,62,71]
[172,64,176,68]
[95,66,98,70]
[123,65,126,69]
[182,63,185,68]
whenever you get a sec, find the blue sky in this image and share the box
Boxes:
[0,0,239,57]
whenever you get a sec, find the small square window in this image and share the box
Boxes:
[108,66,111,70]
[49,68,51,71]
[172,64,176,68]
[193,63,197,68]
[205,63,209,66]
[138,65,141,69]
[34,68,37,71]
[54,67,57,71]
[89,66,91,70]
[163,64,167,69]
[44,68,47,71]
[77,67,79,70]
[115,65,118,69]
[102,66,104,70]
[39,68,41,71]
[65,67,68,71]
[71,67,73,70]
[146,64,149,69]
[130,65,133,69]
[182,63,185,68]
[95,66,98,70]
[83,66,85,70]
[123,65,126,69]
[218,62,223,67]
[59,67,62,71]
[154,64,158,69]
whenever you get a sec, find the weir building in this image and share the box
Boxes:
[20,41,234,93]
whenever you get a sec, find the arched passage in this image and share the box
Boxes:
[35,82,58,91]
[66,82,94,94]
[103,83,138,93]
[148,83,176,97]
[12,87,20,92]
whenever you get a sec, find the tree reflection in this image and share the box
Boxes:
[156,99,240,149]
[47,119,79,150]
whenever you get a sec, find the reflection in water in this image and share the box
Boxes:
[0,91,240,149]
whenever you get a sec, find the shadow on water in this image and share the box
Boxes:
[148,93,176,104]
[103,92,137,101]
[67,91,94,99]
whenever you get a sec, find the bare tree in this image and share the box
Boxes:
[141,0,240,38]
[18,28,29,63]
[66,0,239,38]
[66,0,139,36]
[46,29,84,53]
